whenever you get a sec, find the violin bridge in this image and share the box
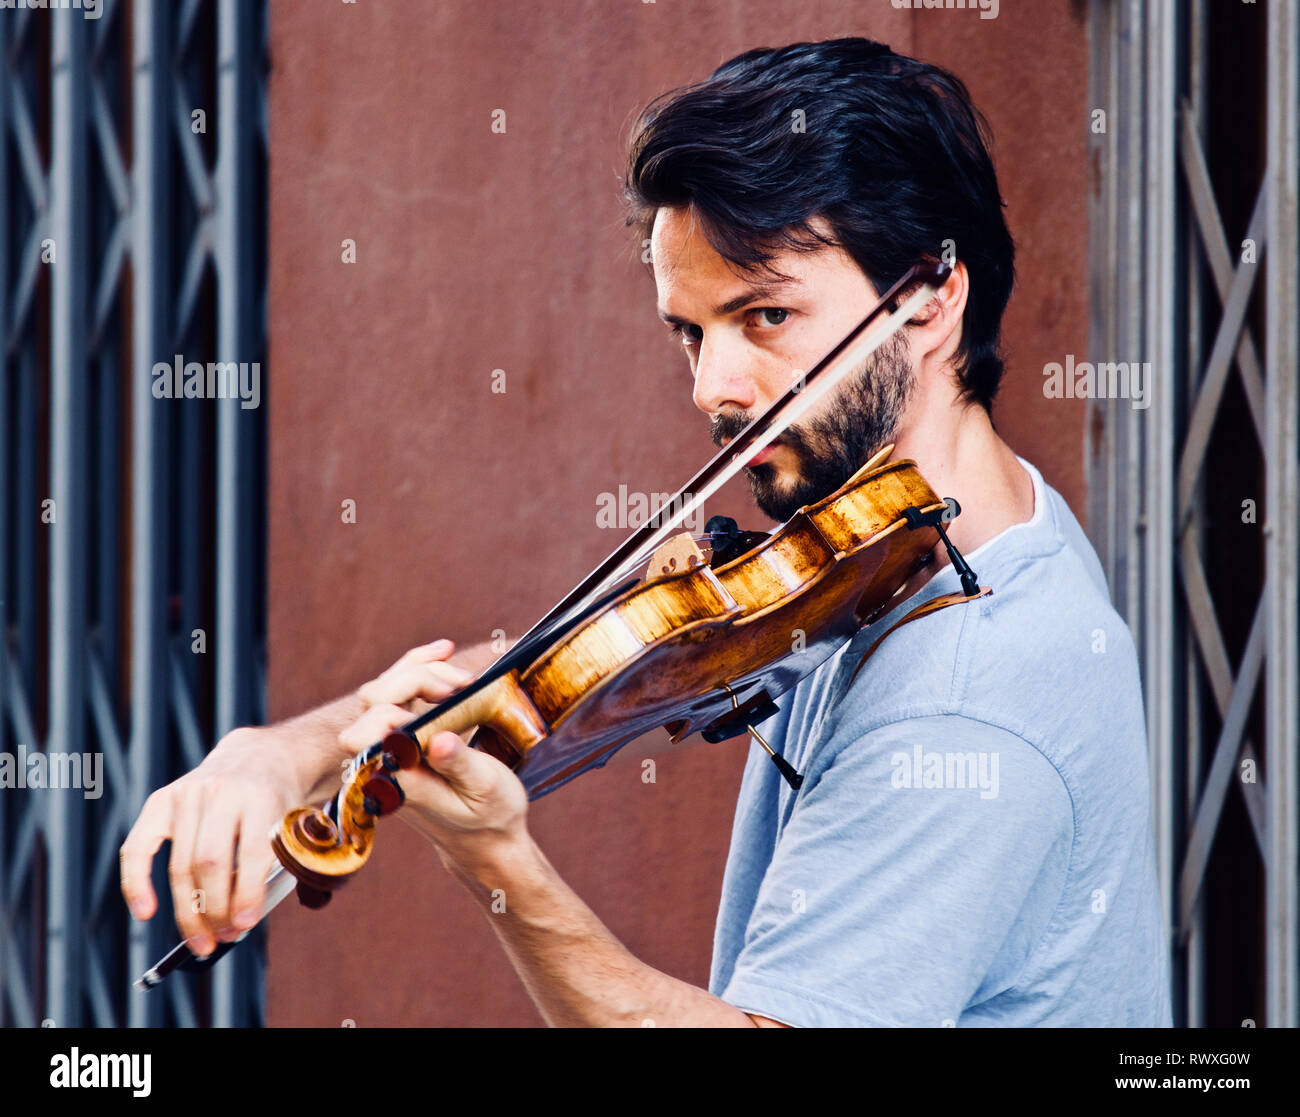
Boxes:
[646,531,711,580]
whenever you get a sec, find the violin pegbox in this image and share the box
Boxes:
[646,531,711,580]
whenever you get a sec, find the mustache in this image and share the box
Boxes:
[711,410,778,450]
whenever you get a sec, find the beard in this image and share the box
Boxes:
[711,330,914,523]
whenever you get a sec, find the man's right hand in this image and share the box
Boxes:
[118,726,309,956]
[118,638,475,956]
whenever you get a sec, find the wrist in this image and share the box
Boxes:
[281,693,369,800]
[444,826,539,894]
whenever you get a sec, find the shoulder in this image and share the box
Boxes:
[804,712,1074,844]
[847,473,1133,707]
[834,465,1143,763]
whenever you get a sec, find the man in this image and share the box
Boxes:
[120,38,1171,1027]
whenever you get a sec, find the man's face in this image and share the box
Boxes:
[651,206,913,522]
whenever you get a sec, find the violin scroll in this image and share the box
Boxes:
[270,670,551,897]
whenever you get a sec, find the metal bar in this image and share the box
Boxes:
[90,221,127,344]
[1176,597,1266,939]
[1175,189,1267,519]
[1178,106,1267,444]
[90,82,131,216]
[84,937,115,1027]
[169,648,207,773]
[1264,0,1299,1030]
[86,649,130,869]
[12,53,38,763]
[1142,0,1181,979]
[0,3,12,1031]
[1087,0,1149,647]
[1176,541,1268,850]
[9,228,45,350]
[172,5,205,709]
[75,15,125,1031]
[9,88,49,215]
[1182,0,1207,1026]
[1118,2,1145,641]
[129,0,174,1031]
[166,970,198,1029]
[173,87,215,217]
[8,812,38,917]
[213,0,259,1028]
[1084,0,1113,575]
[174,229,209,343]
[1176,546,1234,712]
[46,7,90,1028]
[177,0,202,55]
[0,677,40,1017]
[89,0,120,58]
[1238,742,1267,856]
[2,0,267,1032]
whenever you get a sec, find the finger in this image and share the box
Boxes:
[357,660,474,711]
[422,730,494,795]
[395,735,526,842]
[229,805,277,932]
[395,742,482,820]
[393,639,456,670]
[167,787,214,956]
[120,789,174,921]
[338,703,424,754]
[190,795,242,940]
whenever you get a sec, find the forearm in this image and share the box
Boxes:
[275,640,494,804]
[274,693,369,802]
[355,650,763,1027]
[452,835,757,1028]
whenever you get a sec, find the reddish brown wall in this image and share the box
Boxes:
[265,0,1090,1025]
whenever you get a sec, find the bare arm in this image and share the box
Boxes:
[119,638,481,954]
[446,832,787,1027]
[352,670,790,1028]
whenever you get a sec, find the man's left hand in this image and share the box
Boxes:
[340,646,530,871]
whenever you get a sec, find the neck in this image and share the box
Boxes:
[887,392,1034,562]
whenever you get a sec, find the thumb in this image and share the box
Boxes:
[422,730,490,793]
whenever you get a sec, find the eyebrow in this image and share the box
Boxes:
[657,280,798,326]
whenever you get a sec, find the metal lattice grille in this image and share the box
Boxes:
[0,0,268,1028]
[1089,0,1299,1027]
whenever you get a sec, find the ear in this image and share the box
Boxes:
[908,260,969,364]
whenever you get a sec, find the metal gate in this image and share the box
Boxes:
[0,0,268,1027]
[1088,0,1298,1027]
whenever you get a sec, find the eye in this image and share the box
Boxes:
[749,307,790,328]
[668,322,703,347]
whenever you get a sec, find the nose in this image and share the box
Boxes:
[691,334,759,417]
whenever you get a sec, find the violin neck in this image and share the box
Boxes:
[407,670,548,763]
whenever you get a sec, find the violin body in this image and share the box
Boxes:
[272,452,945,894]
[506,453,941,794]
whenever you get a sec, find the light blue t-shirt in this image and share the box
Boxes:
[709,458,1172,1027]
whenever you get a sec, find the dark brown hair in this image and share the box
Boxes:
[625,38,1016,411]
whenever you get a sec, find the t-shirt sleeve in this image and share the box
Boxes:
[718,714,1073,1027]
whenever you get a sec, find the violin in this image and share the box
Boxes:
[138,259,974,987]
